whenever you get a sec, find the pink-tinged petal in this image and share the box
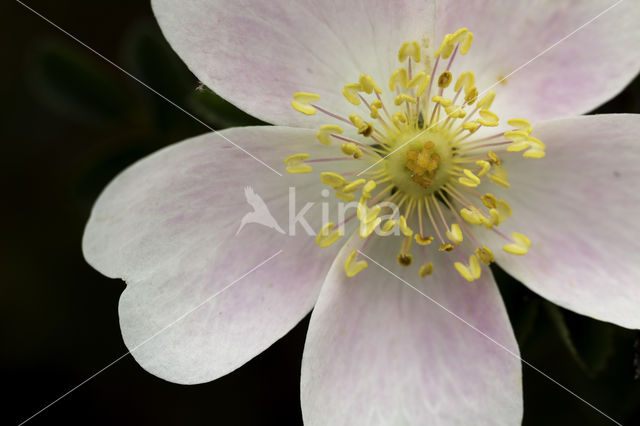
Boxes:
[438,0,640,121]
[301,233,522,425]
[486,114,640,329]
[151,0,436,128]
[83,126,342,384]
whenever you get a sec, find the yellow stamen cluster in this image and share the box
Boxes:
[286,28,543,281]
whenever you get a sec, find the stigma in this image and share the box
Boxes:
[285,28,545,282]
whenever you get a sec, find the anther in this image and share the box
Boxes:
[398,41,421,63]
[316,223,343,247]
[342,83,362,105]
[291,92,321,115]
[345,250,367,277]
[316,124,343,146]
[454,254,482,281]
[419,262,434,277]
[476,246,494,264]
[397,253,414,266]
[503,232,531,255]
[358,75,382,94]
[438,71,452,88]
[284,153,312,174]
[415,234,434,245]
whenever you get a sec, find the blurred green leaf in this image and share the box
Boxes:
[492,264,540,345]
[122,20,194,100]
[28,41,130,124]
[188,88,265,129]
[544,301,616,377]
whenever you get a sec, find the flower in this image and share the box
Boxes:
[83,0,640,424]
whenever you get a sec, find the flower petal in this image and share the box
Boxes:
[486,114,640,329]
[438,0,640,121]
[301,233,522,425]
[83,126,341,384]
[151,0,436,127]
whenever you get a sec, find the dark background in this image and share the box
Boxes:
[3,1,640,425]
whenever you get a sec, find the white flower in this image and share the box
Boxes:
[83,1,640,424]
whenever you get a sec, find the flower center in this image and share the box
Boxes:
[285,28,545,281]
[385,127,454,198]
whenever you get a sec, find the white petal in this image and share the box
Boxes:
[438,0,640,121]
[151,0,436,127]
[486,114,640,329]
[301,233,522,425]
[83,126,343,383]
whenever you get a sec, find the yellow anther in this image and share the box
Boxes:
[476,246,494,264]
[359,216,381,238]
[481,193,498,209]
[357,198,381,223]
[392,111,407,125]
[445,105,466,118]
[454,71,475,94]
[458,168,481,187]
[343,178,367,193]
[503,232,531,255]
[334,190,356,202]
[438,71,453,88]
[462,121,480,132]
[446,223,463,245]
[316,124,343,146]
[476,90,495,109]
[358,74,382,94]
[397,252,414,266]
[454,254,482,282]
[342,83,362,105]
[395,94,417,106]
[523,137,546,159]
[497,199,512,221]
[419,262,434,277]
[389,68,409,91]
[399,215,413,237]
[341,142,363,159]
[345,250,367,277]
[398,41,421,63]
[439,243,454,252]
[320,171,346,188]
[460,32,473,54]
[432,95,452,106]
[483,208,501,229]
[381,219,397,235]
[460,207,484,226]
[362,180,376,196]
[452,28,473,54]
[284,153,312,174]
[477,109,499,127]
[370,100,383,119]
[505,130,531,152]
[464,87,478,105]
[507,118,532,132]
[415,234,434,245]
[435,34,455,59]
[291,92,320,115]
[348,114,372,137]
[488,151,501,165]
[476,160,491,177]
[451,28,468,42]
[408,72,430,96]
[489,174,510,188]
[316,222,343,248]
